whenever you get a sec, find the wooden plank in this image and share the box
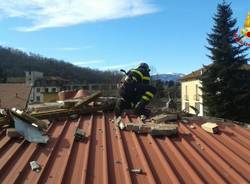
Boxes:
[151,114,177,124]
[30,104,111,120]
[74,91,102,108]
[11,109,49,129]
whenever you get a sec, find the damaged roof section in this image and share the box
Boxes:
[0,83,31,109]
[0,114,249,184]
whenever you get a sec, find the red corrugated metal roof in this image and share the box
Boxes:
[0,114,249,184]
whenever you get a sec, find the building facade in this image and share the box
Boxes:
[181,69,204,116]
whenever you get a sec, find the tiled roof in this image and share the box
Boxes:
[0,83,31,109]
[0,114,249,184]
[181,69,203,81]
[181,64,250,82]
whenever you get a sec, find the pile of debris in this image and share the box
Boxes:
[0,91,116,143]
[114,114,179,136]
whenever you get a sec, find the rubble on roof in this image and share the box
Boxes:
[1,93,250,183]
[114,115,178,136]
[0,91,117,143]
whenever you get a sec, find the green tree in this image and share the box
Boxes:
[201,1,250,122]
[154,80,165,98]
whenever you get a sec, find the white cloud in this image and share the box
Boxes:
[0,0,158,32]
[73,60,104,66]
[56,47,81,51]
[100,62,138,70]
[56,45,94,51]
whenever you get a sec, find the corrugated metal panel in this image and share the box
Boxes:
[0,114,249,184]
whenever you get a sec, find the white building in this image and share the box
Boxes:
[181,69,204,116]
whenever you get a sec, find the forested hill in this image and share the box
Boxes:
[0,46,121,83]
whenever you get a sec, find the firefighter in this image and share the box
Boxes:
[115,63,157,117]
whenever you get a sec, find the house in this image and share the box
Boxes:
[0,83,31,109]
[26,71,118,103]
[181,68,204,116]
[29,76,70,103]
[181,64,250,116]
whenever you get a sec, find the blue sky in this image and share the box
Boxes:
[0,0,249,74]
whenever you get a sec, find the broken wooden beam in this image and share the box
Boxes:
[11,108,49,129]
[151,114,177,124]
[74,91,102,108]
[30,103,112,120]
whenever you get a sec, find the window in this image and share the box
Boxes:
[185,102,189,112]
[185,85,188,101]
[195,102,200,114]
[36,88,40,92]
[36,96,40,102]
[45,88,49,93]
[194,84,199,101]
[52,88,56,92]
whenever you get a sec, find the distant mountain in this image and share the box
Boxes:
[152,73,185,82]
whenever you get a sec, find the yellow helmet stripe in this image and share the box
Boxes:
[143,76,150,81]
[142,95,150,101]
[146,91,154,98]
[131,69,143,79]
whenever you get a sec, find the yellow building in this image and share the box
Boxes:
[181,68,204,116]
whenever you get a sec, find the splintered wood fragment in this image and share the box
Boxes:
[151,114,177,124]
[201,122,219,134]
[74,91,102,108]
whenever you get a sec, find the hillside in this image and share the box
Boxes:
[0,46,121,83]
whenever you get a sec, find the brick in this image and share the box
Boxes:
[150,124,178,136]
[201,122,219,134]
[74,128,86,141]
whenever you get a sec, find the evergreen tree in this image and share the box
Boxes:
[201,1,250,122]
